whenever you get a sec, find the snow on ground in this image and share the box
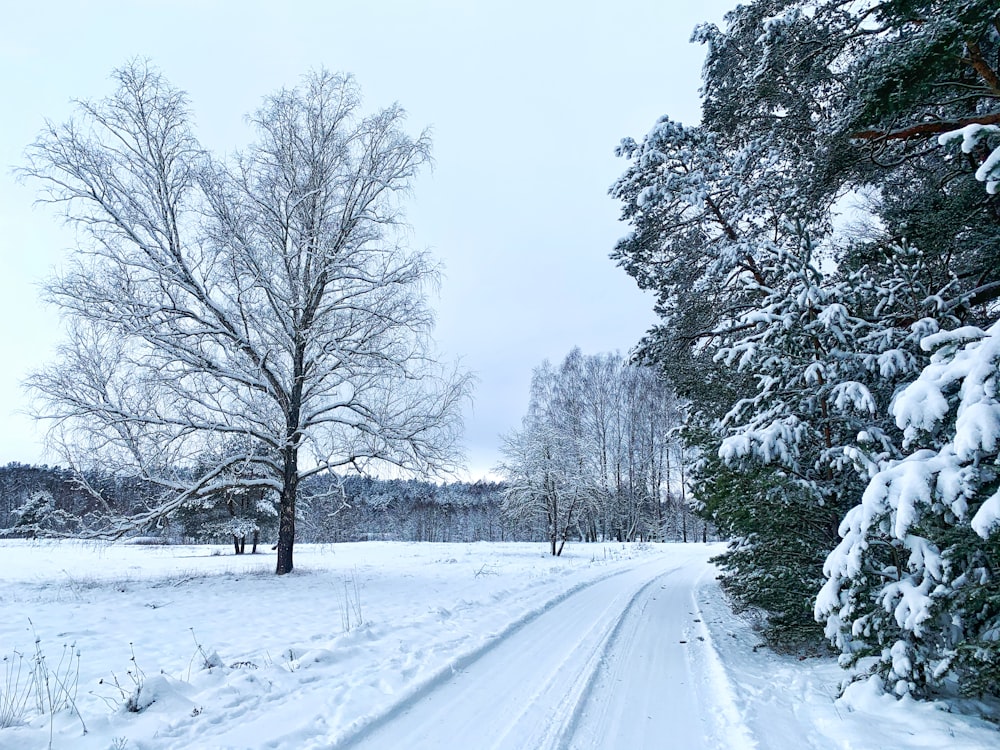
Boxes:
[0,540,995,749]
[696,586,999,750]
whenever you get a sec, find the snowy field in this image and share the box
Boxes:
[0,541,996,749]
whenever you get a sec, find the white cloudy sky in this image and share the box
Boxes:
[0,0,731,479]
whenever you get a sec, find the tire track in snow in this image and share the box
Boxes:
[327,557,676,749]
[328,554,754,750]
[562,561,757,750]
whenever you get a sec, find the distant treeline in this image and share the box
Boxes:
[0,462,712,546]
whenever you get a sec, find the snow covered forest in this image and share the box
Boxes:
[0,461,709,548]
[610,0,1000,706]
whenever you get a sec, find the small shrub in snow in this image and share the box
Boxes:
[186,630,223,680]
[30,636,84,720]
[474,562,500,577]
[99,644,148,713]
[282,649,298,672]
[339,569,363,633]
[1,632,87,747]
[126,674,176,713]
[0,650,33,728]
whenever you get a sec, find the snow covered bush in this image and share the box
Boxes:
[817,322,1000,698]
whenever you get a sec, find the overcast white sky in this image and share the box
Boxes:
[0,0,732,479]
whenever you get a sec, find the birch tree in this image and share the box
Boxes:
[499,351,684,550]
[22,61,470,574]
[499,361,592,556]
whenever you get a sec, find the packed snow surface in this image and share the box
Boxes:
[0,541,995,749]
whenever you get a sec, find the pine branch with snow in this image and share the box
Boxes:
[817,321,1000,698]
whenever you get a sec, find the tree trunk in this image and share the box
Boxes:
[277,345,305,574]
[228,497,241,554]
[276,445,299,574]
[680,457,688,543]
[252,529,259,554]
[549,490,558,556]
[276,492,296,574]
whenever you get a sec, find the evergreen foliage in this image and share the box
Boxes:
[817,323,1000,697]
[695,444,830,642]
[613,0,1000,698]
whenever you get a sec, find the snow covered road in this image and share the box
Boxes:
[567,560,752,750]
[337,554,751,750]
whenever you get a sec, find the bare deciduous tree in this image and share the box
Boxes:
[498,360,592,557]
[22,61,471,573]
[498,350,686,552]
